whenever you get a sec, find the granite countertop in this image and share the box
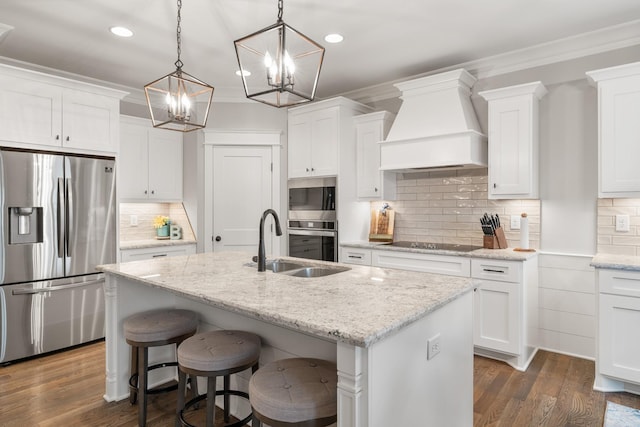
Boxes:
[120,239,197,250]
[591,253,640,271]
[341,241,538,261]
[97,251,473,348]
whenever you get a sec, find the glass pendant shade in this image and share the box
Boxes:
[144,69,214,132]
[234,20,324,107]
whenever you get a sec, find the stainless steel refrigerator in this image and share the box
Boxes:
[0,149,116,363]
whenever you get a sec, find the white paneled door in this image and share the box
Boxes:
[212,146,273,254]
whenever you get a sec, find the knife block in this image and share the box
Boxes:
[483,227,508,249]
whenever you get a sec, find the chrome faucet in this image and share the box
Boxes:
[258,209,283,272]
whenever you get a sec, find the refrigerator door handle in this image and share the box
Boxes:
[65,178,72,257]
[0,287,6,362]
[11,279,104,295]
[57,178,65,258]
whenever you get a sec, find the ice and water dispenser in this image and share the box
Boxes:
[8,207,43,244]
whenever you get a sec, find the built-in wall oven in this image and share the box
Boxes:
[288,177,337,262]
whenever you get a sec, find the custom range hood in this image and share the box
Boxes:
[379,69,487,172]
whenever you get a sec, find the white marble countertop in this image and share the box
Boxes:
[120,239,197,250]
[97,251,473,348]
[591,253,640,271]
[341,241,538,261]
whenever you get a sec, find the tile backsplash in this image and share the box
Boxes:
[597,198,640,255]
[119,203,196,242]
[372,168,540,249]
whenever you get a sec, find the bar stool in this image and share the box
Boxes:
[124,308,199,427]
[248,358,338,427]
[176,330,261,427]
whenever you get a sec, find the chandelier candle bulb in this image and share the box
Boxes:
[520,213,529,250]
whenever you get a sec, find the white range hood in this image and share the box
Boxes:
[379,69,487,172]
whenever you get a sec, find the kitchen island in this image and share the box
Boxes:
[98,251,474,427]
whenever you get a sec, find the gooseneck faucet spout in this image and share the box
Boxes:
[258,209,283,272]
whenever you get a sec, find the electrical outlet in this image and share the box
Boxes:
[130,215,138,226]
[510,215,521,230]
[616,215,630,232]
[427,333,441,360]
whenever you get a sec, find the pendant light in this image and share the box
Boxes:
[144,0,214,132]
[234,0,325,108]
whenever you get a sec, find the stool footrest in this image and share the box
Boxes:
[179,390,252,427]
[129,361,188,398]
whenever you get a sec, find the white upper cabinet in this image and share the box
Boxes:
[288,97,372,179]
[0,64,126,154]
[288,106,339,178]
[479,82,547,199]
[119,116,183,202]
[587,62,640,198]
[354,111,396,200]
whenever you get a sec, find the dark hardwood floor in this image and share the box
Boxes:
[1,341,639,426]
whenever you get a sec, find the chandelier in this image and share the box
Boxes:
[144,0,214,132]
[234,0,325,108]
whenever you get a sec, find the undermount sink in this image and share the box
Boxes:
[265,259,351,278]
[286,266,351,278]
[266,259,307,273]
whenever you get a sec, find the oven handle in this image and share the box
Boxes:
[288,229,337,237]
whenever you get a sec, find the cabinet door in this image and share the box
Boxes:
[62,90,119,153]
[0,75,63,146]
[599,293,640,383]
[473,280,520,355]
[310,108,338,177]
[357,120,382,198]
[288,114,312,178]
[599,76,640,195]
[119,122,149,199]
[487,96,533,197]
[148,128,183,200]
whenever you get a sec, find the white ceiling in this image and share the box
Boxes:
[1,0,639,102]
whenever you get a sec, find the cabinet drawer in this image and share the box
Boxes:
[599,269,640,298]
[372,250,470,277]
[471,259,521,283]
[120,244,196,262]
[340,248,372,265]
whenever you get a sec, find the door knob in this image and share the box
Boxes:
[215,236,222,242]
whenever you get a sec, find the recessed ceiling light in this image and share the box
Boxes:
[236,69,251,77]
[324,33,343,44]
[110,26,133,38]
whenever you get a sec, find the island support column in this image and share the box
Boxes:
[337,343,368,427]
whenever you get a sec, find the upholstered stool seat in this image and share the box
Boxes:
[124,309,199,427]
[249,358,338,427]
[176,330,261,427]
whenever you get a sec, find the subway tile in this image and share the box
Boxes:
[597,216,614,226]
[597,245,637,256]
[430,200,457,208]
[612,235,640,246]
[598,198,614,207]
[612,198,640,207]
[443,176,472,185]
[443,192,472,200]
[458,184,487,192]
[598,207,637,216]
[430,185,457,193]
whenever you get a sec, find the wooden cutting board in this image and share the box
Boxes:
[369,208,395,242]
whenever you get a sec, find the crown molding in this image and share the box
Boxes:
[345,19,640,103]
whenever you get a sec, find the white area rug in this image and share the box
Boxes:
[604,401,640,427]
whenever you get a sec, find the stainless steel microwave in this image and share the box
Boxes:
[288,177,336,221]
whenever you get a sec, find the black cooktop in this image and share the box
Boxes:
[390,241,483,252]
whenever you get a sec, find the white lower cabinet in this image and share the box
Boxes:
[372,250,471,277]
[473,278,520,355]
[596,269,640,387]
[339,247,372,265]
[120,244,196,262]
